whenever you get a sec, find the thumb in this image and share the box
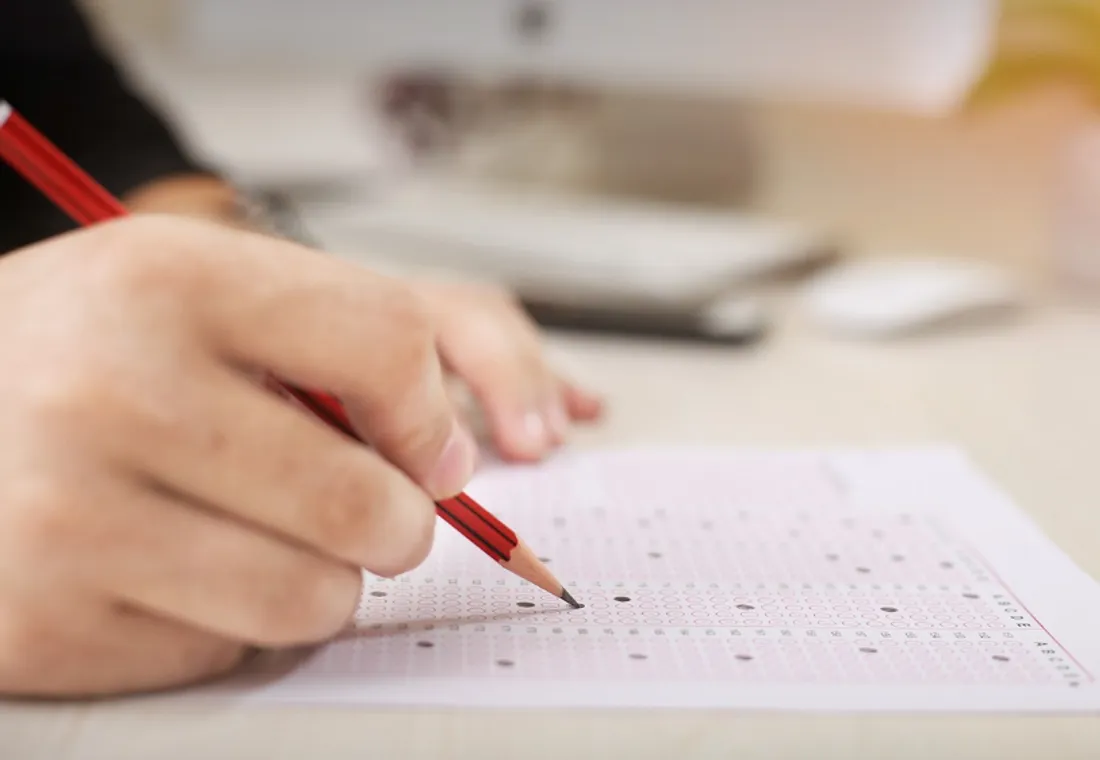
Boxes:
[275,381,478,500]
[341,370,479,500]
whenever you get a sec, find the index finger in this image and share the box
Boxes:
[151,217,474,498]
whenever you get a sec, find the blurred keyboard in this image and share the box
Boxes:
[299,183,838,306]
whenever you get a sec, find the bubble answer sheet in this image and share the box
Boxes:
[207,447,1100,712]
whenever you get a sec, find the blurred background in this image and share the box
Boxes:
[75,0,1100,341]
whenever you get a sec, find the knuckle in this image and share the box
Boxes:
[24,368,107,428]
[82,217,225,311]
[387,407,454,469]
[351,281,454,460]
[310,456,438,577]
[161,626,250,683]
[0,610,53,692]
[309,457,387,559]
[87,218,187,292]
[254,561,360,646]
[372,285,437,381]
[22,366,153,456]
[387,279,434,332]
[1,477,80,560]
[192,641,250,681]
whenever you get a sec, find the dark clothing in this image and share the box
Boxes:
[0,0,207,252]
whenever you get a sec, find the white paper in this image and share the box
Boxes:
[205,447,1100,712]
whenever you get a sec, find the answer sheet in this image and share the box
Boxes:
[214,447,1100,711]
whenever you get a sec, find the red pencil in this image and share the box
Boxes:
[0,99,578,609]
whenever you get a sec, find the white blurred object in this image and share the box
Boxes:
[1054,123,1100,292]
[180,0,996,115]
[699,293,768,337]
[300,182,834,304]
[802,257,1021,339]
[142,74,394,186]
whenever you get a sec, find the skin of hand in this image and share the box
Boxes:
[125,175,606,462]
[413,279,603,461]
[124,174,245,226]
[0,214,479,698]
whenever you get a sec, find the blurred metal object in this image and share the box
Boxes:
[235,187,319,244]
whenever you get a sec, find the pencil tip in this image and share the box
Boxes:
[560,588,583,609]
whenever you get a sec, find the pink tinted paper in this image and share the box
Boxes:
[213,447,1100,711]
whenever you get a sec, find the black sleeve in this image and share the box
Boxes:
[0,0,215,253]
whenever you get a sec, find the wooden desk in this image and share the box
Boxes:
[5,302,1100,759]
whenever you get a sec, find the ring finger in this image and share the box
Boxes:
[68,479,363,648]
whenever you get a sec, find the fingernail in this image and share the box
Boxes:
[521,410,548,450]
[545,400,568,442]
[428,421,477,497]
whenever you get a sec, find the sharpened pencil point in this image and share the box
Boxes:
[560,588,583,609]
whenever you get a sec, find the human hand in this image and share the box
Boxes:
[0,216,477,698]
[124,179,604,462]
[410,279,604,462]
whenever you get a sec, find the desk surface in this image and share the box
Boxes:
[6,301,1100,760]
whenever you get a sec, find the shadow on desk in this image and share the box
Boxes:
[213,605,561,690]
